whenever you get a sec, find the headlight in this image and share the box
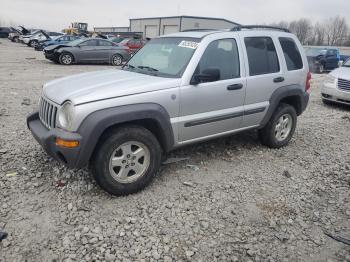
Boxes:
[57,101,75,131]
[324,74,336,85]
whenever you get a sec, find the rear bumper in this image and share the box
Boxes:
[27,112,83,168]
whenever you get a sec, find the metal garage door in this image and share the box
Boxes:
[163,25,179,35]
[145,25,158,39]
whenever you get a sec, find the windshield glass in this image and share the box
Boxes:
[67,38,85,46]
[124,37,200,78]
[305,48,327,56]
[343,58,350,67]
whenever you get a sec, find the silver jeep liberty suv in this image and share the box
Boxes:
[27,25,311,195]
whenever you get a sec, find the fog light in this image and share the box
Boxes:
[55,138,79,148]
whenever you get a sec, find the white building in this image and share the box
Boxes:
[130,16,239,38]
[94,16,239,38]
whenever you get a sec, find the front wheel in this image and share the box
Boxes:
[111,54,123,66]
[259,103,297,148]
[90,126,162,196]
[29,40,38,48]
[59,53,74,65]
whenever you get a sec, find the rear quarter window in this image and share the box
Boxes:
[244,37,280,76]
[279,37,303,71]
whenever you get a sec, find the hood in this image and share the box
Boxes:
[44,44,69,51]
[330,66,350,79]
[43,69,181,105]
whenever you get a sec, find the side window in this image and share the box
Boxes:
[196,39,240,81]
[99,40,112,46]
[279,37,303,71]
[79,40,98,46]
[244,37,280,76]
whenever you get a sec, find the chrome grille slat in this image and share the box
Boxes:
[38,97,58,129]
[338,78,350,92]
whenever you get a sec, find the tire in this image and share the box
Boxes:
[322,98,332,105]
[258,103,297,148]
[318,64,324,74]
[29,40,38,48]
[111,54,123,66]
[59,52,74,65]
[90,126,162,196]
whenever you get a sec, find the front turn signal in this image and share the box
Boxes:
[55,138,79,148]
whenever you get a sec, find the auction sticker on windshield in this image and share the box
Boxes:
[178,41,199,49]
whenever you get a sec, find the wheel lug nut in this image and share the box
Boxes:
[127,154,130,158]
[125,165,129,168]
[122,160,126,164]
[132,156,136,160]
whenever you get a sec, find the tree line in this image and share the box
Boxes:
[270,16,349,46]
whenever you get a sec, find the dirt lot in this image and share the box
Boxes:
[0,39,349,262]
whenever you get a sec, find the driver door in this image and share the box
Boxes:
[178,38,246,142]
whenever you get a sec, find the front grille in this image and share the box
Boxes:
[337,78,350,92]
[39,97,57,129]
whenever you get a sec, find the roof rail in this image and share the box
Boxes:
[230,25,290,33]
[181,29,218,32]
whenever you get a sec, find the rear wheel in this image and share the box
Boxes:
[259,103,297,148]
[318,64,324,74]
[111,54,123,66]
[59,53,74,65]
[91,126,162,196]
[29,40,38,48]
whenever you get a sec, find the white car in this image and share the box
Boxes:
[321,59,350,105]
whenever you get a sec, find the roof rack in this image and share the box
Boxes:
[181,29,218,32]
[230,25,290,33]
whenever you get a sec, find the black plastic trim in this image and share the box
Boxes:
[259,85,309,128]
[75,103,174,168]
[185,112,244,127]
[244,107,266,116]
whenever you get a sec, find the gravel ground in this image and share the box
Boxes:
[0,39,349,262]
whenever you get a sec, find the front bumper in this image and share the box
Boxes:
[27,112,83,168]
[321,84,350,105]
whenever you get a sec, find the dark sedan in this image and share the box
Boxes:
[43,38,132,66]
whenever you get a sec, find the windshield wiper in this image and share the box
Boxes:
[137,66,159,72]
[123,64,135,70]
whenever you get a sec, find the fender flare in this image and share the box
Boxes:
[75,103,174,168]
[259,84,309,128]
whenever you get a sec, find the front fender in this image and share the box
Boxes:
[75,103,174,168]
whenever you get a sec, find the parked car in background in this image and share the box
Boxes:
[118,38,146,53]
[28,26,310,196]
[321,58,350,106]
[306,47,340,73]
[0,27,13,38]
[35,35,80,51]
[44,38,131,66]
[7,27,22,42]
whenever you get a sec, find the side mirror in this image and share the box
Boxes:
[190,68,220,85]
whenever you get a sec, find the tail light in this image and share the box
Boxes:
[305,72,312,93]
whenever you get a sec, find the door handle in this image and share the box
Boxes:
[273,77,285,83]
[227,83,243,90]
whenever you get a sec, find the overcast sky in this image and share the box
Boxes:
[1,0,349,31]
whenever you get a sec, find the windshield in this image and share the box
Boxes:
[343,58,350,67]
[305,48,327,56]
[67,38,85,46]
[124,37,200,78]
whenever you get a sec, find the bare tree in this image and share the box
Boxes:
[288,19,313,45]
[269,21,289,30]
[324,16,348,46]
[312,22,326,46]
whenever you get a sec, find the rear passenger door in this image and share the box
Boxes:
[241,35,284,127]
[96,40,114,62]
[179,38,246,142]
[76,39,99,62]
[277,37,305,89]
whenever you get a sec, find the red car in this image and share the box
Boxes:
[118,38,146,53]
